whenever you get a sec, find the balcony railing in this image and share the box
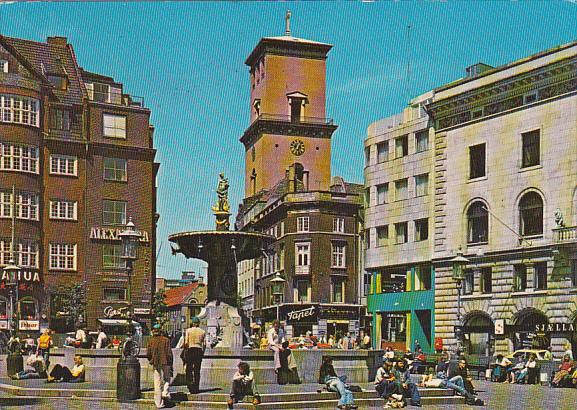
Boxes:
[553,226,577,242]
[88,89,144,108]
[295,265,310,275]
[254,113,334,126]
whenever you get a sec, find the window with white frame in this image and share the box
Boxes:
[395,179,408,201]
[377,183,389,205]
[49,243,76,271]
[296,216,309,232]
[333,217,345,233]
[415,174,429,197]
[103,244,124,269]
[50,155,77,176]
[0,239,39,268]
[50,108,71,131]
[103,114,126,138]
[102,200,126,225]
[331,242,346,268]
[50,200,77,221]
[0,142,39,173]
[0,95,39,127]
[0,191,39,221]
[103,157,127,181]
[295,280,311,302]
[0,60,8,73]
[295,243,310,274]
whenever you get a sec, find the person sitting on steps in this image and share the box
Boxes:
[318,356,358,410]
[47,355,85,383]
[227,361,261,408]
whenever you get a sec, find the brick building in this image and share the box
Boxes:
[0,35,158,333]
[235,24,365,340]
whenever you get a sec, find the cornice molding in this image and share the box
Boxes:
[240,118,337,149]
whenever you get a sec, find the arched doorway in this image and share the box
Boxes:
[514,308,549,350]
[463,312,494,355]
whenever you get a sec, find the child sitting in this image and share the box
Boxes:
[227,362,260,408]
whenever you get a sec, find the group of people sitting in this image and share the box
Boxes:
[375,352,484,408]
[492,353,539,384]
[11,353,85,383]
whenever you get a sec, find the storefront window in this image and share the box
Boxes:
[514,310,549,350]
[19,298,38,320]
[0,297,7,320]
[380,313,407,346]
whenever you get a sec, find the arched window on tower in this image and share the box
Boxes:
[286,92,308,123]
[519,192,543,236]
[467,201,488,244]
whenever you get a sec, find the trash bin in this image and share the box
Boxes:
[6,353,23,376]
[116,356,141,401]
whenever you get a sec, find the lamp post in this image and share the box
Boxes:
[116,217,141,402]
[450,248,470,356]
[3,259,23,375]
[270,272,286,322]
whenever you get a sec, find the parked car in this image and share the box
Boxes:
[505,349,549,361]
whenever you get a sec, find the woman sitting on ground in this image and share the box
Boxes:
[319,356,358,410]
[11,353,47,380]
[552,354,574,387]
[47,355,85,383]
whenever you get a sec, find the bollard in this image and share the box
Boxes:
[116,356,141,401]
[6,353,23,376]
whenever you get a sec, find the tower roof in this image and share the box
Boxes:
[245,35,332,67]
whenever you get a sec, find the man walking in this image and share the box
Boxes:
[183,316,206,394]
[147,324,173,409]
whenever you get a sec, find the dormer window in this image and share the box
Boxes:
[0,60,7,73]
[48,74,68,91]
[286,91,308,123]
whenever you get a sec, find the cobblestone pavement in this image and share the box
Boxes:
[0,381,576,409]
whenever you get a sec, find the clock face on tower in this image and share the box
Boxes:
[290,139,305,156]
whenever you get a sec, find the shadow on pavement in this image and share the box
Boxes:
[0,398,43,407]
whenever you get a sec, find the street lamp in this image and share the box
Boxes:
[3,259,23,375]
[450,248,470,356]
[118,217,141,320]
[270,272,286,322]
[116,217,141,402]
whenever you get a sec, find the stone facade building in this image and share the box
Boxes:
[0,35,158,332]
[365,40,577,357]
[236,27,365,340]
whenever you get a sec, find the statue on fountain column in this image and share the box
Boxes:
[214,172,230,213]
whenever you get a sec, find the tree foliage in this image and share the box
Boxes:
[52,283,86,327]
[152,288,168,327]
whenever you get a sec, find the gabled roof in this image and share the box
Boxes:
[1,35,85,105]
[163,282,203,308]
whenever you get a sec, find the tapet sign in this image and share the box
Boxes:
[90,227,149,242]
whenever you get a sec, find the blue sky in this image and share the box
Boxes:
[2,1,577,280]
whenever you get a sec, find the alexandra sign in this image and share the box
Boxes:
[0,270,41,283]
[90,227,149,243]
[286,306,317,323]
[535,323,575,333]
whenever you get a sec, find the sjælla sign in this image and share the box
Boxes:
[286,305,318,323]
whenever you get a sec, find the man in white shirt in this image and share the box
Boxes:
[267,320,285,371]
[95,327,108,349]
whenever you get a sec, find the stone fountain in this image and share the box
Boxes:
[168,173,274,348]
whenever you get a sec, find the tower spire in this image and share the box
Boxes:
[285,10,291,36]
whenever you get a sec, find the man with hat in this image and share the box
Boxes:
[183,316,206,394]
[147,323,173,409]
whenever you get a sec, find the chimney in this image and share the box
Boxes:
[47,36,68,47]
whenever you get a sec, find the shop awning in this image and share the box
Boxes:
[98,318,139,325]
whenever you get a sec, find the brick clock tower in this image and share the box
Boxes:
[240,16,338,196]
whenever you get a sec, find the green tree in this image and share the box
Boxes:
[52,283,87,328]
[152,288,168,327]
